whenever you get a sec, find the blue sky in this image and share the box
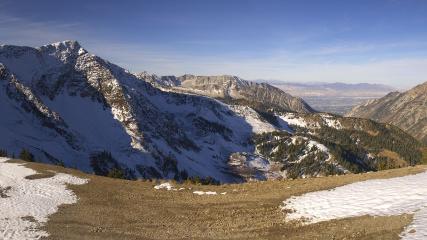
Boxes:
[1,0,427,88]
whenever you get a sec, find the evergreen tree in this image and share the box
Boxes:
[107,168,125,179]
[0,149,7,157]
[19,149,34,162]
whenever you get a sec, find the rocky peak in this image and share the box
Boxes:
[38,40,87,63]
[409,81,427,95]
[39,40,85,53]
[0,41,424,183]
[136,72,314,113]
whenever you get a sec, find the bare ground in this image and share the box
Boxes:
[14,161,425,240]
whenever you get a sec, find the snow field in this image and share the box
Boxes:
[282,171,427,239]
[0,157,88,240]
[154,182,227,195]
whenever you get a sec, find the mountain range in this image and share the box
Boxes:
[138,73,315,113]
[0,41,423,182]
[256,81,395,97]
[251,81,395,114]
[346,81,427,144]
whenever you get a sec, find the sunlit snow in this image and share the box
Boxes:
[282,171,427,239]
[193,191,218,195]
[154,182,174,190]
[0,157,88,240]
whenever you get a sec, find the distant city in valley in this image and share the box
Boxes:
[254,81,396,114]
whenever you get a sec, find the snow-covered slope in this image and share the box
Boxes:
[0,41,423,182]
[0,41,288,182]
[282,170,427,239]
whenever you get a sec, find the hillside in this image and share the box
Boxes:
[251,112,423,179]
[346,81,427,144]
[0,41,269,182]
[1,158,425,240]
[0,41,423,183]
[138,73,315,113]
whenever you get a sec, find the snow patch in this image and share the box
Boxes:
[307,140,329,154]
[154,182,174,191]
[282,171,427,239]
[0,157,88,240]
[228,105,276,134]
[279,113,308,128]
[193,191,218,195]
[320,114,342,129]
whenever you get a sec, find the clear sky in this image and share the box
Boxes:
[1,0,427,88]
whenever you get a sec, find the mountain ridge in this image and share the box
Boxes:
[0,41,423,183]
[138,73,315,113]
[346,81,427,144]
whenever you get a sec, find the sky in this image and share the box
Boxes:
[1,0,427,88]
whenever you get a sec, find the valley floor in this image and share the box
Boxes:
[1,159,426,240]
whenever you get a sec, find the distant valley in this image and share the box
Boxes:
[256,81,395,115]
[347,81,427,144]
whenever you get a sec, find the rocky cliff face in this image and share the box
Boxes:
[346,82,427,144]
[138,74,315,113]
[0,41,423,182]
[0,41,260,182]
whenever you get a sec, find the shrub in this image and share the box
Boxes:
[107,168,126,179]
[0,149,7,157]
[187,175,220,185]
[90,151,116,176]
[19,149,35,162]
[90,151,134,180]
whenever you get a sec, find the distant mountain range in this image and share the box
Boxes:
[346,81,427,144]
[255,80,395,97]
[0,41,423,183]
[251,80,396,115]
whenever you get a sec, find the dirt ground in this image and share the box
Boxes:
[17,161,425,240]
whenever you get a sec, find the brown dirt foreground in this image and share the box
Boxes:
[18,161,426,240]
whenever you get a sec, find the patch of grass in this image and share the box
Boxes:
[25,170,56,180]
[376,149,408,169]
[28,162,425,240]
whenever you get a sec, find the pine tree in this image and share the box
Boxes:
[19,149,35,162]
[0,149,7,157]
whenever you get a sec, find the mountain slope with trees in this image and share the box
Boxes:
[346,81,427,144]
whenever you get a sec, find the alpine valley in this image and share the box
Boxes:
[0,41,423,183]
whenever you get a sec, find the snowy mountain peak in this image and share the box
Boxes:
[40,40,84,52]
[0,41,423,183]
[38,40,87,58]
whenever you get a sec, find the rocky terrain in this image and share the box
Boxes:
[138,73,315,113]
[0,41,423,183]
[346,82,427,144]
